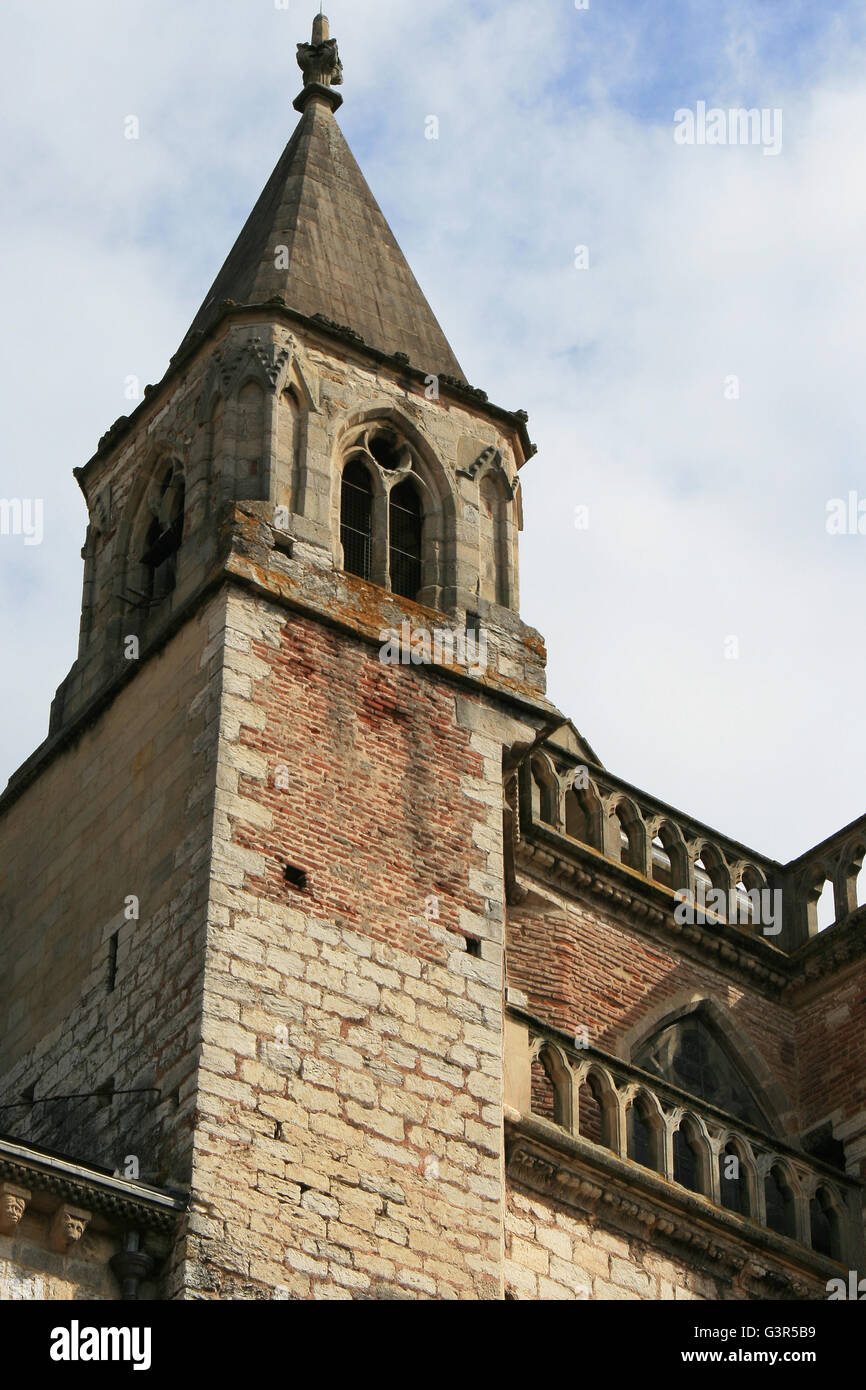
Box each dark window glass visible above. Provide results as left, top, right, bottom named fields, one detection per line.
left=673, top=1127, right=700, bottom=1192
left=719, top=1145, right=745, bottom=1214
left=765, top=1168, right=796, bottom=1239
left=340, top=458, right=373, bottom=581
left=368, top=431, right=405, bottom=471
left=389, top=479, right=422, bottom=600
left=627, top=1105, right=652, bottom=1169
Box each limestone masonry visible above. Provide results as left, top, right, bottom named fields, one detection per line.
left=1, top=16, right=863, bottom=1301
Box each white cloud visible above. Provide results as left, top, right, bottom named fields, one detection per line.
left=0, top=0, right=863, bottom=863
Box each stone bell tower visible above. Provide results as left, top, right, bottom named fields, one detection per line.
left=0, top=16, right=557, bottom=1298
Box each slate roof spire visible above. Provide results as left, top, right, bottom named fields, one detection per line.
left=179, top=14, right=465, bottom=379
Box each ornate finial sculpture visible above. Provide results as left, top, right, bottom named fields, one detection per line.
left=295, top=14, right=343, bottom=112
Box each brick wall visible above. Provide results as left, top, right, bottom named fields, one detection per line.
left=507, top=896, right=797, bottom=1125
left=794, top=959, right=866, bottom=1178
left=170, top=587, right=523, bottom=1299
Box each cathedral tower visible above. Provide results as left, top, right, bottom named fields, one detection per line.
left=2, top=17, right=863, bottom=1305
left=0, top=16, right=553, bottom=1298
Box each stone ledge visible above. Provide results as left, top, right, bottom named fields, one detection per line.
left=505, top=1113, right=845, bottom=1300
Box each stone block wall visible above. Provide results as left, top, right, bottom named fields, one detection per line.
left=0, top=596, right=223, bottom=1183
left=505, top=1188, right=729, bottom=1301
left=168, top=587, right=533, bottom=1299
left=0, top=1214, right=120, bottom=1301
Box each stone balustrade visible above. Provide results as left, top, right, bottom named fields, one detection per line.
left=505, top=1011, right=863, bottom=1268
left=783, top=812, right=866, bottom=944
left=518, top=752, right=866, bottom=951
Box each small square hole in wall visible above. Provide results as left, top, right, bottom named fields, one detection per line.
left=283, top=863, right=307, bottom=891
left=464, top=936, right=482, bottom=958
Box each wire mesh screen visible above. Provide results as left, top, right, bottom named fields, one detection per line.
left=341, top=462, right=372, bottom=580
left=389, top=481, right=422, bottom=600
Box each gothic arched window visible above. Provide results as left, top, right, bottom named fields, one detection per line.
left=633, top=1014, right=769, bottom=1130
left=338, top=423, right=436, bottom=603
left=340, top=457, right=373, bottom=581
left=141, top=464, right=185, bottom=602
left=389, top=478, right=423, bottom=601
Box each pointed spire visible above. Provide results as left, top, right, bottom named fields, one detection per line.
left=177, top=15, right=464, bottom=379
left=294, top=12, right=343, bottom=114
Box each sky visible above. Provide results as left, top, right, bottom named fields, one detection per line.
left=0, top=0, right=864, bottom=863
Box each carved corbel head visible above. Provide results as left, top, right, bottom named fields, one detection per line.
left=0, top=1184, right=31, bottom=1235
left=49, top=1203, right=92, bottom=1253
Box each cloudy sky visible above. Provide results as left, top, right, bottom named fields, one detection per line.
left=1, top=0, right=864, bottom=864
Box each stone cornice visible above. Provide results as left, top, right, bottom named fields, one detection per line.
left=505, top=1114, right=842, bottom=1299
left=0, top=1136, right=186, bottom=1233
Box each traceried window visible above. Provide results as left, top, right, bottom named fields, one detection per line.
left=633, top=1015, right=769, bottom=1129
left=338, top=425, right=427, bottom=602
